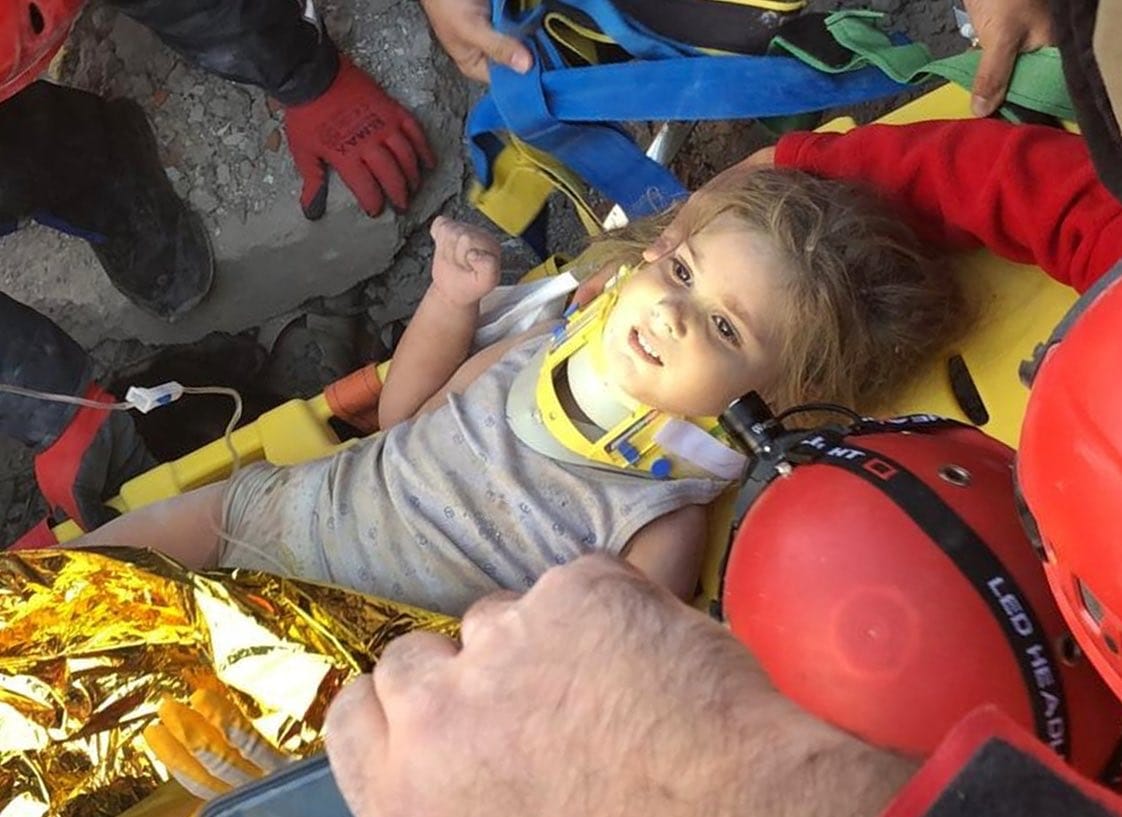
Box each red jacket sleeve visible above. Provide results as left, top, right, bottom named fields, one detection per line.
left=774, top=120, right=1122, bottom=293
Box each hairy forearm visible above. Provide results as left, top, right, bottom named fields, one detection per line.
left=576, top=594, right=917, bottom=817
left=378, top=286, right=478, bottom=428
left=718, top=696, right=917, bottom=817
left=644, top=615, right=916, bottom=817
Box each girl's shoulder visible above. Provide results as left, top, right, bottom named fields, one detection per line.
left=488, top=322, right=561, bottom=371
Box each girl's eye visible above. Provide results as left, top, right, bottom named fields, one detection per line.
left=712, top=315, right=739, bottom=343
left=671, top=258, right=692, bottom=285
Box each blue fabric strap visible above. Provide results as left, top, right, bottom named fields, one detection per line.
left=542, top=56, right=911, bottom=122
left=469, top=1, right=913, bottom=218
left=32, top=211, right=108, bottom=244
left=473, top=59, right=689, bottom=215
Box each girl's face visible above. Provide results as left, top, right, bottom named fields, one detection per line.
left=601, top=213, right=787, bottom=417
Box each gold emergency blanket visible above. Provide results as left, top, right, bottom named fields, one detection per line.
left=0, top=547, right=459, bottom=817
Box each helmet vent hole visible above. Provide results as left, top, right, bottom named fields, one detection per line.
left=938, top=464, right=971, bottom=487
left=1106, top=634, right=1119, bottom=655
left=1057, top=634, right=1082, bottom=666
left=28, top=3, right=45, bottom=34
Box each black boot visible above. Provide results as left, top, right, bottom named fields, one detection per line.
left=0, top=81, right=214, bottom=320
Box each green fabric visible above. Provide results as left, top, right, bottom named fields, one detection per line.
left=926, top=48, right=1074, bottom=120
left=824, top=11, right=934, bottom=81
left=772, top=10, right=1075, bottom=123
left=768, top=32, right=861, bottom=73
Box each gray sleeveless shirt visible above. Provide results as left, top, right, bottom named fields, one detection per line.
left=220, top=332, right=726, bottom=616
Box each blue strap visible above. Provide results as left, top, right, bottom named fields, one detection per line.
left=470, top=1, right=913, bottom=218
left=541, top=57, right=910, bottom=122
left=31, top=211, right=107, bottom=244
left=473, top=58, right=689, bottom=215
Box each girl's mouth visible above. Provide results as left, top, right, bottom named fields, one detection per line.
left=629, top=328, right=663, bottom=365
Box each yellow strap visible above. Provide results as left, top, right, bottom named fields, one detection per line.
left=470, top=147, right=557, bottom=236
left=509, top=137, right=603, bottom=233
left=471, top=138, right=603, bottom=239
left=708, top=0, right=807, bottom=13
left=518, top=256, right=565, bottom=286
left=544, top=12, right=615, bottom=65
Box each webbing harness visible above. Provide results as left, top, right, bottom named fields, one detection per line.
left=468, top=2, right=1075, bottom=247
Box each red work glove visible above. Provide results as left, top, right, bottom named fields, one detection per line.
left=283, top=56, right=437, bottom=219
left=33, top=383, right=154, bottom=531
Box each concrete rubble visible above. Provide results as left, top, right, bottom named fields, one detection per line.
left=2, top=0, right=469, bottom=349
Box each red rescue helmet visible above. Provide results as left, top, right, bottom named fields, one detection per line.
left=717, top=402, right=1122, bottom=782
left=0, top=0, right=84, bottom=104
left=1018, top=269, right=1122, bottom=703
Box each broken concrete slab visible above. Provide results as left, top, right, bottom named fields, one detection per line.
left=0, top=152, right=461, bottom=348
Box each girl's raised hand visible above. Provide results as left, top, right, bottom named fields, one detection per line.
left=429, top=216, right=502, bottom=307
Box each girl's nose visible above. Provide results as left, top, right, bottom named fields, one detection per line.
left=652, top=297, right=688, bottom=339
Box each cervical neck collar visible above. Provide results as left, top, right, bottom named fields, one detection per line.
left=505, top=266, right=748, bottom=481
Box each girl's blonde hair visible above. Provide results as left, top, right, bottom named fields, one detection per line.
left=577, top=168, right=971, bottom=416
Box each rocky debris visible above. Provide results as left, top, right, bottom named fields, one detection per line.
left=864, top=0, right=963, bottom=55
left=61, top=6, right=294, bottom=218
left=1, top=0, right=470, bottom=350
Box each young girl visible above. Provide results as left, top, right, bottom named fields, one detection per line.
left=76, top=169, right=966, bottom=616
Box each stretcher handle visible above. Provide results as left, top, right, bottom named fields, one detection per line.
left=324, top=362, right=387, bottom=434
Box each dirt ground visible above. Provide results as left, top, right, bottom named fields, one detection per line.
left=0, top=0, right=966, bottom=544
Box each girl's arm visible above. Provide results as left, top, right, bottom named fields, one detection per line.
left=622, top=504, right=708, bottom=601
left=378, top=217, right=503, bottom=429
left=775, top=119, right=1122, bottom=293
left=68, top=482, right=227, bottom=570
left=410, top=321, right=555, bottom=419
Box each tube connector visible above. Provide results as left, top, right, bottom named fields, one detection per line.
left=125, top=381, right=185, bottom=414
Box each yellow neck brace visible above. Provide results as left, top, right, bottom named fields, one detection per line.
left=506, top=266, right=748, bottom=481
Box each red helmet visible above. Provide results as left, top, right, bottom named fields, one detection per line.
left=0, top=0, right=84, bottom=104
left=1018, top=269, right=1122, bottom=703
left=718, top=406, right=1122, bottom=783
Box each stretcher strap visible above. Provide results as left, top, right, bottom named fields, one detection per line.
left=537, top=0, right=699, bottom=61
left=469, top=134, right=602, bottom=239
left=470, top=8, right=911, bottom=219
left=469, top=6, right=915, bottom=236
left=470, top=4, right=1073, bottom=242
